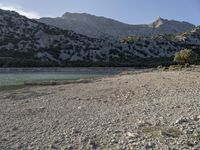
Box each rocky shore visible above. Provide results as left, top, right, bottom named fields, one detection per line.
left=1, top=70, right=200, bottom=149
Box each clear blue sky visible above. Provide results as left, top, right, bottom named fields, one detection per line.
left=0, top=0, right=199, bottom=25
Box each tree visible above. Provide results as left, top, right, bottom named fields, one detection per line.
left=174, top=49, right=198, bottom=64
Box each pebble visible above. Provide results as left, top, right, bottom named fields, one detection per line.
left=1, top=138, right=8, bottom=141
left=175, top=118, right=189, bottom=124
left=111, top=139, right=118, bottom=144
left=39, top=107, right=46, bottom=110
left=50, top=144, right=58, bottom=150
left=71, top=127, right=79, bottom=134
left=120, top=144, right=126, bottom=150
left=12, top=126, right=18, bottom=131
left=145, top=142, right=156, bottom=149
left=185, top=128, right=194, bottom=134
left=126, top=132, right=135, bottom=138
left=138, top=120, right=152, bottom=127
left=88, top=139, right=97, bottom=149
left=193, top=115, right=200, bottom=121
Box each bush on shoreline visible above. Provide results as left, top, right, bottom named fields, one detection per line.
left=174, top=49, right=198, bottom=65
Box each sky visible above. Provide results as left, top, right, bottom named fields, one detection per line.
left=0, top=0, right=199, bottom=25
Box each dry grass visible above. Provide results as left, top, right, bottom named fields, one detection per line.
left=157, top=65, right=200, bottom=72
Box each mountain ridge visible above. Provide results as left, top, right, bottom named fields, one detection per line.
left=0, top=9, right=199, bottom=67
left=38, top=12, right=195, bottom=39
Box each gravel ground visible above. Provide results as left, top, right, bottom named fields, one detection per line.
left=1, top=70, right=200, bottom=150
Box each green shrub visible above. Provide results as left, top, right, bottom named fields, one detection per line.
left=174, top=49, right=198, bottom=64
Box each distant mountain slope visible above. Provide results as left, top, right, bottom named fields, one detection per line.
left=38, top=13, right=195, bottom=39
left=0, top=9, right=199, bottom=67
left=122, top=25, right=200, bottom=59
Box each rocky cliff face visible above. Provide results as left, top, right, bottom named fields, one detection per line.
left=0, top=9, right=199, bottom=67
left=38, top=13, right=195, bottom=39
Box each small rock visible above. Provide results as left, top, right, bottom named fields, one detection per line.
left=127, top=132, right=135, bottom=137
left=131, top=142, right=140, bottom=146
left=119, top=140, right=125, bottom=144
left=172, top=105, right=181, bottom=109
left=67, top=144, right=73, bottom=149
left=175, top=117, right=189, bottom=124
left=39, top=107, right=46, bottom=110
left=88, top=139, right=97, bottom=149
left=126, top=132, right=139, bottom=139
left=193, top=115, right=200, bottom=121
left=167, top=113, right=172, bottom=117
left=160, top=128, right=182, bottom=138
left=114, top=130, right=121, bottom=133
left=71, top=127, right=79, bottom=134
left=120, top=144, right=126, bottom=150
left=185, top=128, right=194, bottom=134
left=111, top=139, right=118, bottom=144
left=187, top=108, right=192, bottom=113
left=145, top=142, right=156, bottom=149
left=50, top=144, right=58, bottom=150
left=12, top=126, right=18, bottom=131
left=1, top=138, right=8, bottom=141
left=24, top=100, right=29, bottom=103
left=193, top=144, right=200, bottom=150
left=138, top=120, right=152, bottom=127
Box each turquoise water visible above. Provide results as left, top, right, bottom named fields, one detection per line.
left=0, top=72, right=107, bottom=86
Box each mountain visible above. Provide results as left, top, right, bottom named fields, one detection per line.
left=149, top=16, right=195, bottom=33
left=0, top=9, right=143, bottom=67
left=123, top=25, right=200, bottom=55
left=0, top=9, right=118, bottom=66
left=0, top=9, right=199, bottom=67
left=38, top=13, right=195, bottom=39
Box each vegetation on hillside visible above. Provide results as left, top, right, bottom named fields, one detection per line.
left=174, top=49, right=198, bottom=64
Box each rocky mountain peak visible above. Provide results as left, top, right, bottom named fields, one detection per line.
left=61, top=12, right=97, bottom=21
left=150, top=16, right=166, bottom=28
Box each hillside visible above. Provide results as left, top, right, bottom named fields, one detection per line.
left=122, top=26, right=200, bottom=58
left=0, top=9, right=199, bottom=67
left=0, top=9, right=127, bottom=67
left=38, top=13, right=195, bottom=39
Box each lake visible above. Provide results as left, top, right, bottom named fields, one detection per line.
left=0, top=67, right=136, bottom=87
